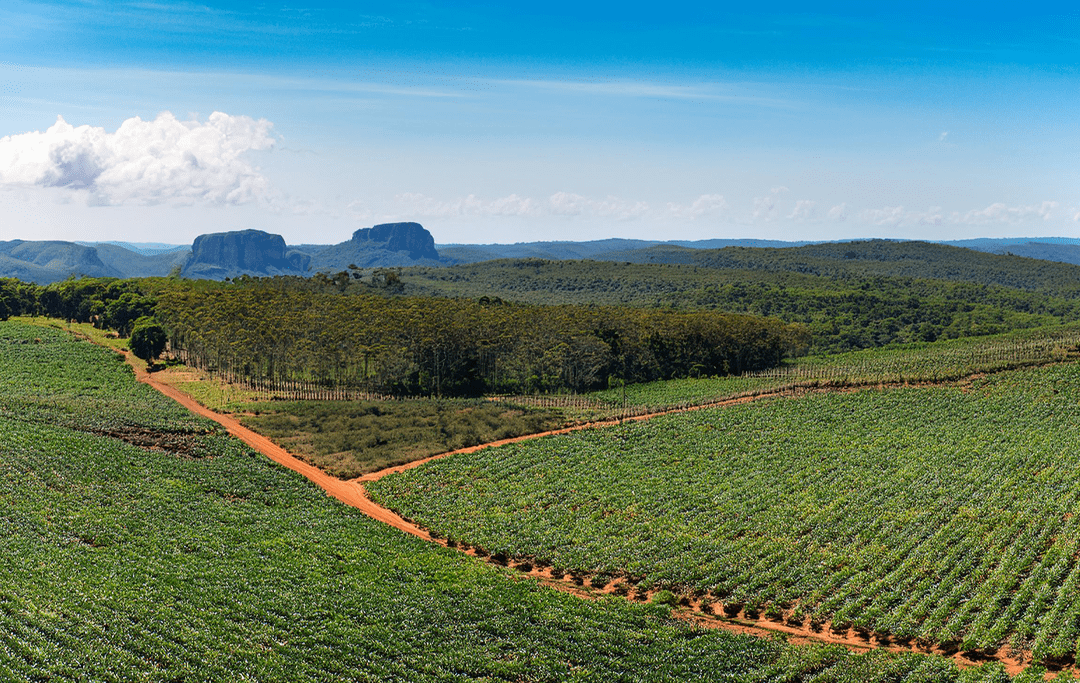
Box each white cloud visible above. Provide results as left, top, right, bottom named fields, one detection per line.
left=385, top=191, right=650, bottom=222
left=548, top=192, right=588, bottom=216
left=856, top=201, right=1060, bottom=228
left=666, top=194, right=728, bottom=219
left=0, top=112, right=274, bottom=205
left=549, top=192, right=649, bottom=220
left=957, top=201, right=1058, bottom=224
left=913, top=206, right=945, bottom=226
left=751, top=186, right=788, bottom=222
left=939, top=131, right=949, bottom=142
left=786, top=199, right=817, bottom=221
left=827, top=203, right=848, bottom=222
left=861, top=206, right=906, bottom=227
left=396, top=192, right=540, bottom=217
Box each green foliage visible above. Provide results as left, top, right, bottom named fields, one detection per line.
left=397, top=251, right=1080, bottom=354
left=129, top=315, right=167, bottom=363
left=0, top=277, right=41, bottom=319
left=0, top=320, right=1003, bottom=681
left=370, top=361, right=1080, bottom=663
left=0, top=322, right=209, bottom=433
left=240, top=398, right=568, bottom=478
left=585, top=324, right=1080, bottom=413
left=152, top=278, right=802, bottom=397
left=652, top=590, right=678, bottom=607
left=103, top=290, right=155, bottom=336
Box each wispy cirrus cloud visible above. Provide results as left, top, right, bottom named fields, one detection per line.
left=498, top=79, right=800, bottom=108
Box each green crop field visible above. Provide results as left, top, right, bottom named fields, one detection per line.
left=581, top=324, right=1080, bottom=416
left=369, top=360, right=1080, bottom=666
left=0, top=323, right=208, bottom=434
left=1, top=319, right=1028, bottom=681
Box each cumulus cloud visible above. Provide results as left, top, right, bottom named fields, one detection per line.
left=751, top=186, right=788, bottom=222
left=913, top=207, right=945, bottom=226
left=861, top=206, right=907, bottom=227
left=857, top=201, right=1060, bottom=228
left=827, top=203, right=848, bottom=222
left=396, top=192, right=540, bottom=217
left=0, top=112, right=274, bottom=205
left=388, top=191, right=650, bottom=221
left=786, top=199, right=817, bottom=221
left=548, top=192, right=649, bottom=220
left=666, top=194, right=728, bottom=219
left=958, top=201, right=1058, bottom=224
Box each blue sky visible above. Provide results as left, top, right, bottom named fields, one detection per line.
left=0, top=1, right=1078, bottom=245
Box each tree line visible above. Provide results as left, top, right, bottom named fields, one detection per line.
left=0, top=276, right=154, bottom=334
left=0, top=274, right=805, bottom=396
left=153, top=278, right=807, bottom=396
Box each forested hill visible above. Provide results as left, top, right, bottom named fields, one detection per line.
left=438, top=237, right=811, bottom=263
left=397, top=243, right=1080, bottom=353
left=618, top=240, right=1080, bottom=298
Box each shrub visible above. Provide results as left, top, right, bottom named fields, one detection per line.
left=129, top=316, right=166, bottom=365
left=652, top=590, right=678, bottom=607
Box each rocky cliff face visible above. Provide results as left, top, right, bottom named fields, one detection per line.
left=183, top=229, right=310, bottom=279
left=309, top=222, right=443, bottom=271
left=350, top=222, right=440, bottom=261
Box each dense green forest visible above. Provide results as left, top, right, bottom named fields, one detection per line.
left=397, top=242, right=1080, bottom=353
left=154, top=280, right=802, bottom=396
left=0, top=275, right=802, bottom=396
left=605, top=239, right=1080, bottom=294
left=0, top=276, right=154, bottom=334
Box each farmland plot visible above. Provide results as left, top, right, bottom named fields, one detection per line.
left=370, top=362, right=1080, bottom=663
left=0, top=320, right=1012, bottom=681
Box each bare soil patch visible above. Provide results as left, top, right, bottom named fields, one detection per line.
left=90, top=426, right=213, bottom=457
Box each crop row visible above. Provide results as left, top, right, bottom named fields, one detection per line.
left=369, top=361, right=1080, bottom=663
left=582, top=324, right=1080, bottom=415
left=0, top=322, right=211, bottom=434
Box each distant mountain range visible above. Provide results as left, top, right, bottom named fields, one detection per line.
left=0, top=222, right=446, bottom=283
left=6, top=227, right=1080, bottom=284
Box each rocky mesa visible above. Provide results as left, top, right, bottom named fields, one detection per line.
left=182, top=229, right=312, bottom=280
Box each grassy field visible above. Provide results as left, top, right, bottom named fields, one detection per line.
left=131, top=322, right=1080, bottom=480
left=238, top=398, right=569, bottom=478
left=369, top=360, right=1080, bottom=666
left=0, top=319, right=1025, bottom=681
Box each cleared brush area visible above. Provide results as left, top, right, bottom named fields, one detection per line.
left=238, top=398, right=568, bottom=478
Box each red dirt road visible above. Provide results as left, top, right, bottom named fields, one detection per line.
left=126, top=355, right=435, bottom=540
